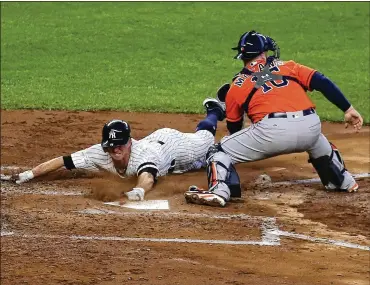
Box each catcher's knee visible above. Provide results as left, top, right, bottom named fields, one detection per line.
left=309, top=142, right=346, bottom=188
left=206, top=143, right=223, bottom=161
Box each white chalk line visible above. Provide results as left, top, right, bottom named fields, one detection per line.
left=273, top=173, right=369, bottom=186
left=1, top=172, right=370, bottom=196
left=2, top=171, right=368, bottom=196
left=1, top=164, right=368, bottom=192
left=76, top=208, right=264, bottom=222
left=0, top=188, right=84, bottom=196
left=272, top=230, right=370, bottom=251
left=0, top=218, right=279, bottom=246
left=25, top=190, right=83, bottom=196
left=0, top=233, right=272, bottom=246
left=1, top=166, right=22, bottom=170
left=1, top=212, right=368, bottom=250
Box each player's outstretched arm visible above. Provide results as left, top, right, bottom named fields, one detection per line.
left=10, top=157, right=65, bottom=184
left=308, top=72, right=364, bottom=132
left=344, top=106, right=363, bottom=132
left=125, top=172, right=155, bottom=201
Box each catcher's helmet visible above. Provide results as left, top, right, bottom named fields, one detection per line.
left=101, top=119, right=131, bottom=148
left=232, top=30, right=280, bottom=61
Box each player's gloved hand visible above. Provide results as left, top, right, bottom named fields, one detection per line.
left=125, top=187, right=145, bottom=201
left=344, top=106, right=363, bottom=132
left=11, top=170, right=34, bottom=184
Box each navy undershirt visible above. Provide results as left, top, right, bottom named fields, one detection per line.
left=309, top=71, right=351, bottom=112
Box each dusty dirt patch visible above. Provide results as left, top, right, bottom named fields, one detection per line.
left=1, top=110, right=369, bottom=285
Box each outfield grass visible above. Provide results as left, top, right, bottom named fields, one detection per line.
left=1, top=2, right=369, bottom=122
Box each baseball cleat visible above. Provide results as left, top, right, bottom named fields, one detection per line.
left=185, top=186, right=226, bottom=207
left=202, top=98, right=226, bottom=121
left=325, top=181, right=359, bottom=192
left=346, top=182, right=359, bottom=193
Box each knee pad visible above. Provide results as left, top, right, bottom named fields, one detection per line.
left=309, top=142, right=346, bottom=188
left=206, top=151, right=241, bottom=198
left=206, top=143, right=223, bottom=161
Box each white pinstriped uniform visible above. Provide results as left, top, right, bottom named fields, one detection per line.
left=71, top=129, right=214, bottom=178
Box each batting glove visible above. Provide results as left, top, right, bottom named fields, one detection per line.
left=13, top=170, right=34, bottom=184
left=125, top=187, right=145, bottom=201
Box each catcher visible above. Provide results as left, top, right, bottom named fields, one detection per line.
left=184, top=30, right=364, bottom=207
left=3, top=98, right=226, bottom=201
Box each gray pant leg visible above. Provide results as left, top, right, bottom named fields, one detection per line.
left=220, top=113, right=322, bottom=164
left=306, top=133, right=332, bottom=159
left=211, top=111, right=356, bottom=191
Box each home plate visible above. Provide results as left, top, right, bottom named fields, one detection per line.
left=104, top=200, right=169, bottom=210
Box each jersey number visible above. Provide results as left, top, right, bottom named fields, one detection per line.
left=251, top=66, right=289, bottom=94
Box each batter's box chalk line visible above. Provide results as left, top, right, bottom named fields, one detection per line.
left=104, top=200, right=169, bottom=210
left=2, top=212, right=369, bottom=251
left=1, top=164, right=368, bottom=193
left=272, top=173, right=369, bottom=186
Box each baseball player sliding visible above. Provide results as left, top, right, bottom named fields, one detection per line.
left=4, top=99, right=226, bottom=202
left=184, top=30, right=364, bottom=207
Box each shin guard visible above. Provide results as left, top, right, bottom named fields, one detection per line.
left=309, top=142, right=346, bottom=188
left=206, top=151, right=241, bottom=200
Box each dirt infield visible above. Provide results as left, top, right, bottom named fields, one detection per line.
left=1, top=110, right=369, bottom=285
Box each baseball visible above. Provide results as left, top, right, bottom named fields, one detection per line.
left=255, top=174, right=272, bottom=185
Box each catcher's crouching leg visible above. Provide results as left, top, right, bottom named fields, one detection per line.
left=309, top=142, right=358, bottom=192
left=185, top=144, right=241, bottom=207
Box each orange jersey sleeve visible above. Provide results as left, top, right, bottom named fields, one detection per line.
left=225, top=87, right=244, bottom=122
left=286, top=61, right=317, bottom=91
left=225, top=74, right=252, bottom=122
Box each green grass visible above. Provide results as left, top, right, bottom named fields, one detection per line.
left=1, top=2, right=369, bottom=122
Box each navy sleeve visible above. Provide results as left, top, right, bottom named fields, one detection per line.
left=309, top=72, right=351, bottom=112
left=227, top=119, right=243, bottom=135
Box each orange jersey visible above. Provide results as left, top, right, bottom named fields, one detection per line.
left=226, top=57, right=316, bottom=123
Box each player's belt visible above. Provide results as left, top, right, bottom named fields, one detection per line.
left=268, top=108, right=315, bottom=119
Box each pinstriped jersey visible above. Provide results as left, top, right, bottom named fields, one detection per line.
left=70, top=128, right=214, bottom=178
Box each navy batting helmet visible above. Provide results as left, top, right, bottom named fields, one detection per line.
left=232, top=30, right=280, bottom=61
left=101, top=119, right=131, bottom=148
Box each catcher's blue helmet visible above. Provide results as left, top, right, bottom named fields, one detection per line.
left=101, top=119, right=131, bottom=149
left=232, top=30, right=280, bottom=61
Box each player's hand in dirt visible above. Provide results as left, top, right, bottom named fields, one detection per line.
left=125, top=187, right=145, bottom=201
left=344, top=106, right=363, bottom=132
left=9, top=170, right=34, bottom=184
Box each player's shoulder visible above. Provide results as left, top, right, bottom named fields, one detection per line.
left=84, top=143, right=105, bottom=153
left=273, top=60, right=303, bottom=74
left=276, top=59, right=299, bottom=68
left=230, top=71, right=251, bottom=90
left=132, top=139, right=158, bottom=154
left=83, top=144, right=111, bottom=160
